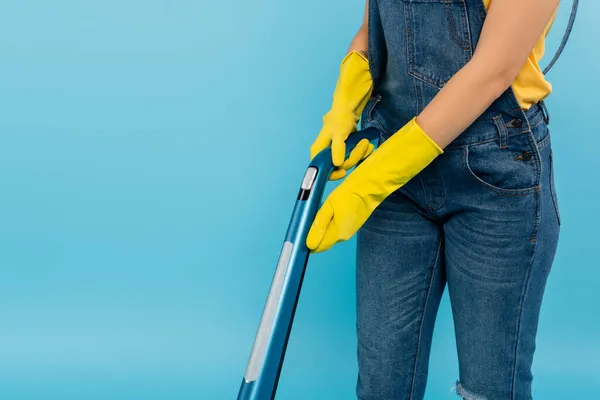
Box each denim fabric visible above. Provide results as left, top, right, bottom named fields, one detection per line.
left=356, top=1, right=561, bottom=399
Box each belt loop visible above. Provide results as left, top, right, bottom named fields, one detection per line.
left=493, top=115, right=508, bottom=149
left=539, top=100, right=550, bottom=125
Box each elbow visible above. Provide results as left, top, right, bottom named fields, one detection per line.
left=470, top=53, right=522, bottom=100
left=488, top=70, right=516, bottom=100
left=496, top=65, right=521, bottom=93
left=484, top=64, right=521, bottom=102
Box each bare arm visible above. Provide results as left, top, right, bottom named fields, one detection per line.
left=348, top=0, right=369, bottom=57
left=417, top=0, right=560, bottom=148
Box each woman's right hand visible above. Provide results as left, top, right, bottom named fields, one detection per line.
left=310, top=50, right=374, bottom=180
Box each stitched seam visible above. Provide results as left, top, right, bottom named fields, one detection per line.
left=367, top=0, right=377, bottom=87
left=549, top=150, right=561, bottom=225
left=421, top=171, right=445, bottom=212
left=373, top=113, right=394, bottom=137
left=522, top=111, right=543, bottom=190
left=448, top=101, right=544, bottom=147
left=409, top=237, right=442, bottom=400
left=446, top=127, right=544, bottom=149
left=493, top=115, right=508, bottom=149
left=505, top=118, right=542, bottom=131
left=443, top=1, right=470, bottom=50
left=367, top=95, right=381, bottom=122
left=405, top=1, right=472, bottom=89
left=447, top=136, right=502, bottom=149
left=404, top=0, right=445, bottom=89
left=414, top=75, right=422, bottom=114
left=477, top=0, right=488, bottom=19
left=405, top=2, right=415, bottom=82
left=418, top=76, right=425, bottom=111
left=540, top=100, right=550, bottom=124
left=529, top=116, right=544, bottom=130
left=470, top=107, right=542, bottom=127
left=444, top=125, right=549, bottom=151
left=463, top=146, right=540, bottom=197
left=408, top=69, right=447, bottom=89
left=420, top=175, right=432, bottom=212
left=510, top=190, right=541, bottom=398
left=536, top=130, right=551, bottom=151
left=460, top=0, right=474, bottom=59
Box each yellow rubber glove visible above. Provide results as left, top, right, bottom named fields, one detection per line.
left=310, top=51, right=374, bottom=180
left=307, top=118, right=443, bottom=253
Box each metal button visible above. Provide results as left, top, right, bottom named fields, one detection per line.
left=521, top=152, right=532, bottom=161
left=512, top=119, right=523, bottom=128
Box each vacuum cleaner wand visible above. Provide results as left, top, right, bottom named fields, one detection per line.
left=237, top=127, right=380, bottom=400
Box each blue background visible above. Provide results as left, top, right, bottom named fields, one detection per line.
left=0, top=1, right=597, bottom=399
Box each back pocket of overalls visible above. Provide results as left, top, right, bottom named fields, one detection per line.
left=403, top=0, right=472, bottom=89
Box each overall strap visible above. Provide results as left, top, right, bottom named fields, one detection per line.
left=543, top=0, right=579, bottom=74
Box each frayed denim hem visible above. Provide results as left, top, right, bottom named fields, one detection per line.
left=454, top=381, right=488, bottom=400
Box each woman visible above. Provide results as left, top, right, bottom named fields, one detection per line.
left=306, top=0, right=576, bottom=399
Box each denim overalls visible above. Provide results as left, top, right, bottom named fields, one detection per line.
left=356, top=1, right=574, bottom=399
